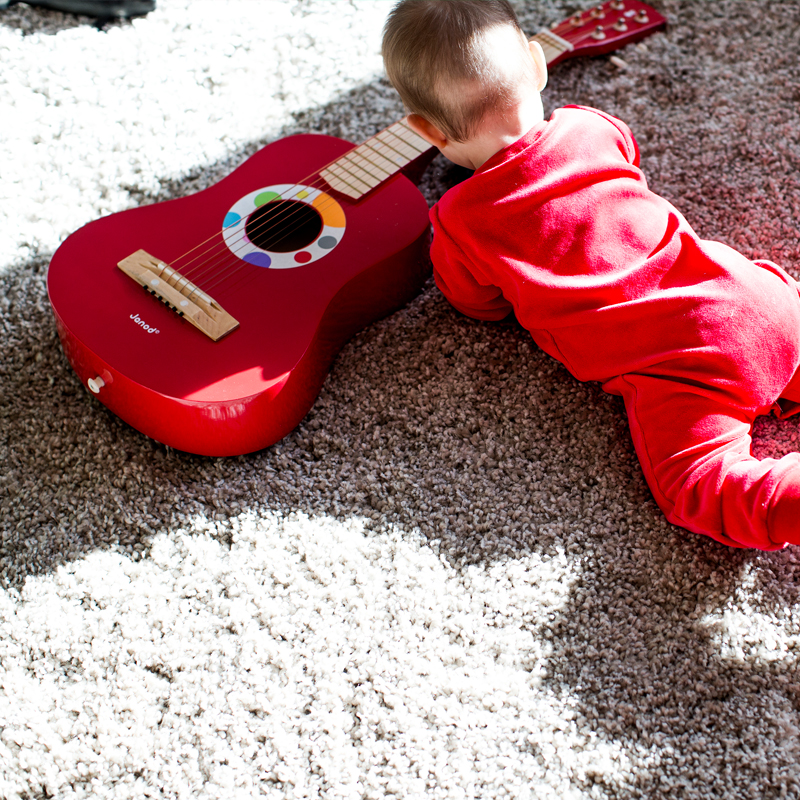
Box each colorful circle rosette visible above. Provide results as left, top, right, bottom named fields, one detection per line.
left=222, top=183, right=346, bottom=269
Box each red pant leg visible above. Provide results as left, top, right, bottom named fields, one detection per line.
left=617, top=373, right=800, bottom=549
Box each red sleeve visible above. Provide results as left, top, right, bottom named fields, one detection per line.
left=429, top=205, right=513, bottom=321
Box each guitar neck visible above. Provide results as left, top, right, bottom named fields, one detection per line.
left=531, top=28, right=573, bottom=65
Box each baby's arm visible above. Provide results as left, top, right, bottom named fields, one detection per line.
left=430, top=206, right=513, bottom=321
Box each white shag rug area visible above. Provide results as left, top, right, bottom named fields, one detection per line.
left=2, top=1, right=800, bottom=798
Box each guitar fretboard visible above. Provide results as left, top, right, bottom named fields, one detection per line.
left=320, top=120, right=430, bottom=200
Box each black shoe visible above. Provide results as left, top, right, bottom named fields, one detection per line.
left=0, top=0, right=155, bottom=17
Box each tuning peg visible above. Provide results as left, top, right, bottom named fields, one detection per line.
left=635, top=9, right=650, bottom=23
left=590, top=5, right=606, bottom=19
left=591, top=24, right=607, bottom=39
left=609, top=0, right=624, bottom=8
left=613, top=17, right=628, bottom=31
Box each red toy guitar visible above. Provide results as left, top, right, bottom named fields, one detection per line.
left=47, top=1, right=665, bottom=456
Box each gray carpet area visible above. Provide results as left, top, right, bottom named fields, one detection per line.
left=2, top=1, right=800, bottom=797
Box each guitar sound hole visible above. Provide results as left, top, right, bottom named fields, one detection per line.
left=245, top=200, right=323, bottom=253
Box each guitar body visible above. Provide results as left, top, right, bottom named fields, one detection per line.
left=47, top=134, right=431, bottom=456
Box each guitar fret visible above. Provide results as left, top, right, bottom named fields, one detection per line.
left=336, top=156, right=381, bottom=190
left=324, top=163, right=372, bottom=195
left=377, top=127, right=418, bottom=154
left=358, top=142, right=404, bottom=175
left=349, top=145, right=396, bottom=179
left=320, top=176, right=358, bottom=198
left=368, top=137, right=409, bottom=167
left=538, top=42, right=562, bottom=64
left=532, top=29, right=573, bottom=65
left=391, top=121, right=429, bottom=153
left=379, top=129, right=422, bottom=159
left=320, top=167, right=363, bottom=199
left=340, top=152, right=389, bottom=186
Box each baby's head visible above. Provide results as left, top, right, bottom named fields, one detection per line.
left=382, top=0, right=547, bottom=168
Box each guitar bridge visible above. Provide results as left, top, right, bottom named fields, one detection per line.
left=117, top=249, right=239, bottom=342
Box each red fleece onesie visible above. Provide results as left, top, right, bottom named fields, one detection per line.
left=430, top=105, right=800, bottom=549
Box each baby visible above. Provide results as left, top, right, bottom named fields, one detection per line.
left=382, top=0, right=800, bottom=550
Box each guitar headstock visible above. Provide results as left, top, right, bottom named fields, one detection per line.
left=540, top=1, right=667, bottom=66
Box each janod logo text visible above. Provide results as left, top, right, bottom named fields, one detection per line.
left=130, top=313, right=160, bottom=334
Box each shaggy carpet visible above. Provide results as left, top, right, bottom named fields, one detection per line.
left=2, top=1, right=800, bottom=798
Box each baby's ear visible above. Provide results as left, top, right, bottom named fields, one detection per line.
left=406, top=114, right=449, bottom=149
left=528, top=40, right=548, bottom=91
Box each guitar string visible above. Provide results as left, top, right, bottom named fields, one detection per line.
left=200, top=148, right=409, bottom=297
left=166, top=154, right=371, bottom=286
left=199, top=140, right=412, bottom=296
left=202, top=180, right=348, bottom=294
left=184, top=138, right=413, bottom=298
left=201, top=130, right=413, bottom=290
left=169, top=123, right=420, bottom=290
left=138, top=121, right=417, bottom=307
left=202, top=129, right=420, bottom=294
left=168, top=126, right=424, bottom=299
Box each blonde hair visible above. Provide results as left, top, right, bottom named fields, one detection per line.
left=382, top=0, right=535, bottom=142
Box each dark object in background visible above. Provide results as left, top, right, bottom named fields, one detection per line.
left=0, top=0, right=155, bottom=17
